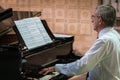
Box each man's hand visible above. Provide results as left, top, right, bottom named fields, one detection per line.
left=68, top=73, right=87, bottom=80
left=39, top=66, right=55, bottom=75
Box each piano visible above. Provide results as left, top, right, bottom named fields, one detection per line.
left=0, top=8, right=81, bottom=80
left=0, top=7, right=22, bottom=80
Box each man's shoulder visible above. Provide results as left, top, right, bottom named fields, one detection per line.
left=100, top=30, right=119, bottom=44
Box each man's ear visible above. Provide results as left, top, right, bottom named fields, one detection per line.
left=98, top=17, right=103, bottom=25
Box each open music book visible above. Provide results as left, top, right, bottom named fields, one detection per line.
left=14, top=17, right=53, bottom=50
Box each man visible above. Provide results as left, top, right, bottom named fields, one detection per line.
left=39, top=4, right=120, bottom=80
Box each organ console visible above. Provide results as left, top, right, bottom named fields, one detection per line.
left=0, top=7, right=82, bottom=80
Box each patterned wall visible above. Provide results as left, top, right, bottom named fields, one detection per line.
left=0, top=0, right=98, bottom=55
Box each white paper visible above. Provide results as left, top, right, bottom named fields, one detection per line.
left=14, top=17, right=53, bottom=50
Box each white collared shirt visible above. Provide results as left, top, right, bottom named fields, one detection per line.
left=55, top=27, right=120, bottom=80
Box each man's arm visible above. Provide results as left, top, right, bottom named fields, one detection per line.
left=55, top=39, right=107, bottom=76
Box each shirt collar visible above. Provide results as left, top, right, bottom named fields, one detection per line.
left=98, top=27, right=113, bottom=38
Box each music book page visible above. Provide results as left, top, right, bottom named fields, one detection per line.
left=14, top=17, right=53, bottom=50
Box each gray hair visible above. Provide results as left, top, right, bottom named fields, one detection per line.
left=96, top=4, right=116, bottom=27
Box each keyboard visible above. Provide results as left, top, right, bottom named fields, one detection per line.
left=39, top=72, right=59, bottom=80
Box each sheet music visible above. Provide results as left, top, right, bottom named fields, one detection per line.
left=14, top=17, right=53, bottom=50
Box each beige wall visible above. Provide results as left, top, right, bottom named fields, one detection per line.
left=0, top=0, right=98, bottom=55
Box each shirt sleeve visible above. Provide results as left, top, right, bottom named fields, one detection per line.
left=55, top=39, right=108, bottom=76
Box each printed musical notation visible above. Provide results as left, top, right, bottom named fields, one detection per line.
left=14, top=17, right=53, bottom=50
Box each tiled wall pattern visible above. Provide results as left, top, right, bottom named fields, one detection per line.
left=0, top=0, right=98, bottom=55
